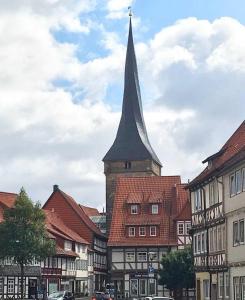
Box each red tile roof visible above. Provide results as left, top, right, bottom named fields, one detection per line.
left=108, top=176, right=189, bottom=247
left=188, top=120, right=245, bottom=188
left=0, top=192, right=17, bottom=209
left=79, top=204, right=101, bottom=217
left=44, top=210, right=89, bottom=245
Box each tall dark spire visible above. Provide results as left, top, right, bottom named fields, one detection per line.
left=103, top=18, right=161, bottom=167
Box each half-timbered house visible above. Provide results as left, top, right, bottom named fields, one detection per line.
left=188, top=120, right=245, bottom=300
left=108, top=176, right=191, bottom=299
left=43, top=185, right=107, bottom=294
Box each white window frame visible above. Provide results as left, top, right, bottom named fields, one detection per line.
left=240, top=219, right=244, bottom=244
left=236, top=170, right=242, bottom=194
left=64, top=240, right=72, bottom=251
left=130, top=279, right=138, bottom=296
left=209, top=182, right=215, bottom=206
left=195, top=189, right=202, bottom=211
left=131, top=205, right=138, bottom=214
left=201, top=232, right=205, bottom=253
left=126, top=252, right=135, bottom=262
left=129, top=227, right=135, bottom=237
left=137, top=252, right=147, bottom=262
left=218, top=273, right=224, bottom=299
left=139, top=279, right=147, bottom=296
left=177, top=222, right=184, bottom=235
left=242, top=168, right=245, bottom=192
left=150, top=226, right=157, bottom=236
left=233, top=221, right=239, bottom=246
left=197, top=233, right=201, bottom=253
left=203, top=279, right=210, bottom=300
left=8, top=279, right=14, bottom=294
left=151, top=204, right=159, bottom=214
left=139, top=227, right=146, bottom=237
left=230, top=173, right=236, bottom=197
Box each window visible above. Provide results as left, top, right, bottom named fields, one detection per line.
left=148, top=279, right=156, bottom=296
left=230, top=173, right=236, bottom=196
left=193, top=235, right=197, bottom=254
left=217, top=226, right=222, bottom=251
left=126, top=252, right=135, bottom=262
left=18, top=278, right=25, bottom=295
left=151, top=204, right=158, bottom=214
left=203, top=280, right=210, bottom=299
left=233, top=220, right=244, bottom=246
left=125, top=161, right=131, bottom=169
left=219, top=274, right=224, bottom=298
left=236, top=170, right=242, bottom=194
left=186, top=222, right=191, bottom=235
left=64, top=240, right=72, bottom=251
left=225, top=273, right=229, bottom=298
left=240, top=220, right=244, bottom=244
left=201, top=232, right=205, bottom=253
left=197, top=234, right=201, bottom=253
left=131, top=205, right=138, bottom=214
left=243, top=168, right=245, bottom=192
left=0, top=278, right=3, bottom=295
left=137, top=252, right=147, bottom=262
left=213, top=227, right=217, bottom=252
left=178, top=223, right=184, bottom=235
left=130, top=279, right=138, bottom=296
left=241, top=277, right=245, bottom=300
left=150, top=226, right=157, bottom=236
left=139, top=279, right=147, bottom=296
left=209, top=228, right=213, bottom=252
left=129, top=227, right=135, bottom=237
left=234, top=277, right=240, bottom=300
left=8, top=279, right=14, bottom=294
left=139, top=227, right=146, bottom=236
left=209, top=182, right=215, bottom=206
left=194, top=189, right=202, bottom=211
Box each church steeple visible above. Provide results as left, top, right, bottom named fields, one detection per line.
left=103, top=17, right=161, bottom=234
left=103, top=18, right=161, bottom=167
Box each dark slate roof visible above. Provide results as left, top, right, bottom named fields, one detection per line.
left=103, top=18, right=162, bottom=167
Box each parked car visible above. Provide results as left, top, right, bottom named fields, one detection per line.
left=48, top=291, right=75, bottom=300
left=145, top=297, right=174, bottom=300
left=91, top=292, right=113, bottom=300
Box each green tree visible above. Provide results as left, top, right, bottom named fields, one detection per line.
left=0, top=188, right=55, bottom=299
left=159, top=247, right=195, bottom=300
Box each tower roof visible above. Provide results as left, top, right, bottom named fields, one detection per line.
left=103, top=18, right=162, bottom=166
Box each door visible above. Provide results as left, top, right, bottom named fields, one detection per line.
left=196, top=280, right=201, bottom=300
left=28, top=279, right=37, bottom=299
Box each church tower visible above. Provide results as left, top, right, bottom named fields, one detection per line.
left=103, top=18, right=162, bottom=232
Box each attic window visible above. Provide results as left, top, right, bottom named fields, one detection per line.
left=208, top=160, right=213, bottom=169
left=125, top=161, right=131, bottom=169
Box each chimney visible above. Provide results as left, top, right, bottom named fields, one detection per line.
left=53, top=185, right=59, bottom=192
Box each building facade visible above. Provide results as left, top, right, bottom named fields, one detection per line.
left=188, top=120, right=245, bottom=300
left=43, top=185, right=107, bottom=294
left=108, top=176, right=191, bottom=299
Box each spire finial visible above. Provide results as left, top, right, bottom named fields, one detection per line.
left=128, top=6, right=132, bottom=17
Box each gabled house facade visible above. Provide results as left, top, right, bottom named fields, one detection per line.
left=44, top=210, right=90, bottom=296
left=43, top=185, right=107, bottom=294
left=188, top=120, right=245, bottom=300
left=108, top=176, right=191, bottom=299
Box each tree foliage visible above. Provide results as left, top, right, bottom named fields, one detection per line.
left=159, top=247, right=195, bottom=299
left=0, top=188, right=55, bottom=298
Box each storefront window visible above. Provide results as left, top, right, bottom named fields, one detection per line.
left=148, top=279, right=156, bottom=296
left=139, top=279, right=147, bottom=296
left=234, top=277, right=240, bottom=300
left=130, top=279, right=138, bottom=296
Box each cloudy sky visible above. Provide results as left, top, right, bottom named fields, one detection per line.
left=1, top=0, right=245, bottom=209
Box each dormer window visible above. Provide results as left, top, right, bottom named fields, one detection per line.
left=64, top=240, right=72, bottom=251
left=129, top=227, right=135, bottom=237
left=151, top=204, right=159, bottom=214
left=125, top=161, right=131, bottom=169
left=131, top=204, right=138, bottom=214
left=150, top=226, right=157, bottom=236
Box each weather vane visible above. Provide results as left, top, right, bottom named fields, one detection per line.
left=128, top=6, right=132, bottom=17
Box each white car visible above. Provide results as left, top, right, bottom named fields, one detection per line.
left=145, top=297, right=174, bottom=300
